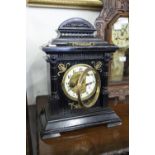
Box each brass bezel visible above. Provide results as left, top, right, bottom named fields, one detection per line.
left=77, top=67, right=101, bottom=108
left=61, top=64, right=100, bottom=103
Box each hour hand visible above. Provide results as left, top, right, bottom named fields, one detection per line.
left=69, top=81, right=77, bottom=88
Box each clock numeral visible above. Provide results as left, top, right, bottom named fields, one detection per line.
left=68, top=75, right=71, bottom=79
left=79, top=68, right=83, bottom=71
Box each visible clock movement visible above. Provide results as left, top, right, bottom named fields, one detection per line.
left=39, top=18, right=122, bottom=139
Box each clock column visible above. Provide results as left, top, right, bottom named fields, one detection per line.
left=101, top=53, right=111, bottom=106
left=48, top=55, right=60, bottom=112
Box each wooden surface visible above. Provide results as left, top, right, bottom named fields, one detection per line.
left=27, top=97, right=32, bottom=155
left=34, top=96, right=129, bottom=155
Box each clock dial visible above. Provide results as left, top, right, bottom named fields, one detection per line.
left=61, top=64, right=98, bottom=102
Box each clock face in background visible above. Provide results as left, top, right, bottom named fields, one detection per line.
left=110, top=17, right=129, bottom=82
left=112, top=17, right=129, bottom=48
left=61, top=64, right=98, bottom=102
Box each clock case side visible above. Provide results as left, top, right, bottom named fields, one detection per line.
left=39, top=18, right=122, bottom=139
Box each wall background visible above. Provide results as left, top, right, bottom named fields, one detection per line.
left=26, top=7, right=99, bottom=105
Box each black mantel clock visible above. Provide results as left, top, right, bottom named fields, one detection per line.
left=39, top=18, right=122, bottom=139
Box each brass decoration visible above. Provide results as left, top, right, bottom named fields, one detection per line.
left=70, top=42, right=95, bottom=46
left=27, top=0, right=102, bottom=10
left=69, top=71, right=87, bottom=94
left=57, top=63, right=70, bottom=76
left=68, top=102, right=81, bottom=109
left=77, top=67, right=101, bottom=108
left=91, top=61, right=102, bottom=72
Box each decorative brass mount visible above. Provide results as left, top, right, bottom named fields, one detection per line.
left=57, top=63, right=70, bottom=76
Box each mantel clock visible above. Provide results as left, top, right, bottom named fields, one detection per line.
left=39, top=18, right=121, bottom=139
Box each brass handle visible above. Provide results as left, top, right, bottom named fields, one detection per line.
left=77, top=67, right=101, bottom=108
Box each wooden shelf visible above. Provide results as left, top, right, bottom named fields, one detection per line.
left=28, top=96, right=129, bottom=155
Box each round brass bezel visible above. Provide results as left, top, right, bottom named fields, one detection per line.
left=77, top=67, right=101, bottom=108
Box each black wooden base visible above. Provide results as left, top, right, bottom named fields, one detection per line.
left=39, top=106, right=122, bottom=139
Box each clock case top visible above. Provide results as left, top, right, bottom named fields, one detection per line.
left=40, top=18, right=121, bottom=139
left=42, top=18, right=118, bottom=54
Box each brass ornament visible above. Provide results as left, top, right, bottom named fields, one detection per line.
left=57, top=63, right=70, bottom=76
left=91, top=61, right=102, bottom=72
left=77, top=67, right=101, bottom=108
left=70, top=42, right=95, bottom=46
left=68, top=102, right=82, bottom=109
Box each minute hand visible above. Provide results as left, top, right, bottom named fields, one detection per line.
left=85, top=81, right=95, bottom=86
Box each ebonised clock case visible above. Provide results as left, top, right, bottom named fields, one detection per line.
left=39, top=18, right=122, bottom=139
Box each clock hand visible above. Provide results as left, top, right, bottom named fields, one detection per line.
left=86, top=81, right=95, bottom=86
left=70, top=80, right=78, bottom=88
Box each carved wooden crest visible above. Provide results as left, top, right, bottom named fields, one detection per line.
left=95, top=0, right=129, bottom=40
left=95, top=0, right=129, bottom=102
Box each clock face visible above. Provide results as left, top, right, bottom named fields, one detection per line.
left=61, top=64, right=98, bottom=102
